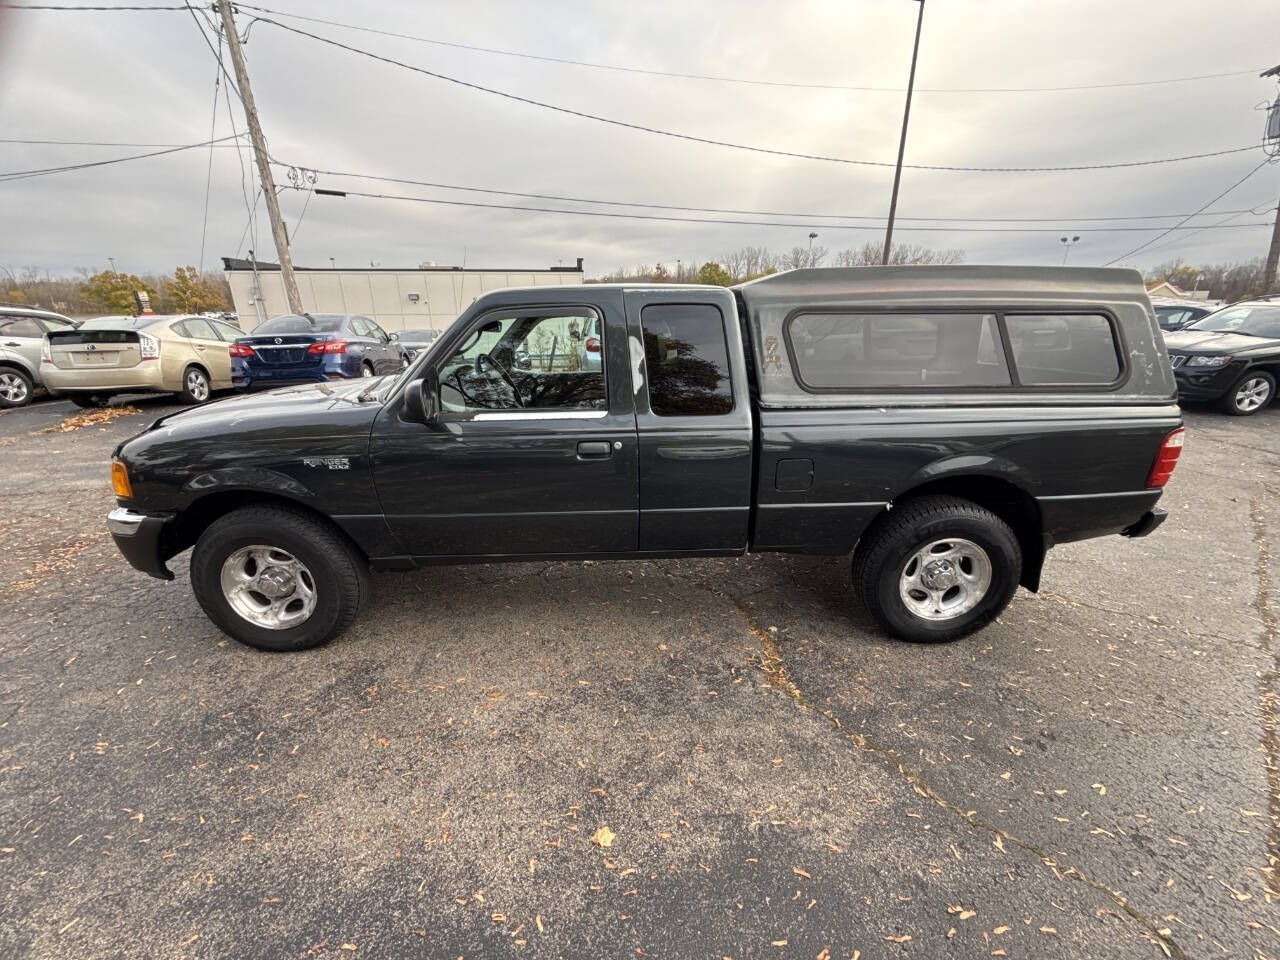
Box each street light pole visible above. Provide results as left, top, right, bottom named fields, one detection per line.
left=882, top=0, right=925, bottom=266
left=1060, top=235, right=1080, bottom=265
left=107, top=257, right=117, bottom=274
left=808, top=232, right=818, bottom=266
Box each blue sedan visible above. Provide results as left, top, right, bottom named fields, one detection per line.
left=231, top=313, right=407, bottom=391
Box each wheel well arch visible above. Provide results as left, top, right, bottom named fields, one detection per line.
left=0, top=358, right=35, bottom=378
left=865, top=475, right=1046, bottom=592
left=181, top=361, right=211, bottom=380
left=161, top=489, right=369, bottom=565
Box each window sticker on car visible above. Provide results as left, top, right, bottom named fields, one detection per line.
left=629, top=334, right=645, bottom=395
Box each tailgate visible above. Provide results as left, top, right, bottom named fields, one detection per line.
left=47, top=330, right=143, bottom=370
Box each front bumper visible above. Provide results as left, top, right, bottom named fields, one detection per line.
left=1121, top=508, right=1167, bottom=538
left=107, top=507, right=174, bottom=580
left=1171, top=361, right=1242, bottom=401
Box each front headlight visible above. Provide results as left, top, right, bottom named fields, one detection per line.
left=1186, top=355, right=1232, bottom=368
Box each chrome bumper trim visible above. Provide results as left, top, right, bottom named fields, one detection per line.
left=107, top=507, right=149, bottom=537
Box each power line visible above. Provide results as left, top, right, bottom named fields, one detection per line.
left=252, top=17, right=1260, bottom=175
left=278, top=159, right=1276, bottom=226
left=236, top=4, right=1265, bottom=96
left=1102, top=160, right=1276, bottom=266
left=196, top=7, right=223, bottom=274
left=0, top=3, right=186, bottom=9
left=302, top=184, right=1273, bottom=234
left=0, top=138, right=242, bottom=147
left=0, top=134, right=245, bottom=182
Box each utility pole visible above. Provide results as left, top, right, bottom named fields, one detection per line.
left=1263, top=64, right=1280, bottom=292
left=216, top=0, right=304, bottom=314
left=883, top=0, right=925, bottom=266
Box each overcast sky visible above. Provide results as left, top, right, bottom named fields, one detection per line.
left=1, top=0, right=1278, bottom=279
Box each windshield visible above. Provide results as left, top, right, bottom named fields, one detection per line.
left=1185, top=303, right=1280, bottom=338
left=252, top=314, right=346, bottom=335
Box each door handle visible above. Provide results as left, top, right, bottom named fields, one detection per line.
left=195, top=344, right=205, bottom=351
left=576, top=441, right=612, bottom=459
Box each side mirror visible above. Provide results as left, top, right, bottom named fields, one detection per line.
left=402, top=369, right=440, bottom=424
left=388, top=331, right=400, bottom=341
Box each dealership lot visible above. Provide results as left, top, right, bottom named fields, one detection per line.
left=0, top=396, right=1277, bottom=959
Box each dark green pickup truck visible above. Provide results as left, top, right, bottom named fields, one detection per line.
left=107, top=266, right=1183, bottom=651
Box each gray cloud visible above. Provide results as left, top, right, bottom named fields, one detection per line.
left=1, top=0, right=1277, bottom=278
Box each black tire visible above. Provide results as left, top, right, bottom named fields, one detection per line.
left=1217, top=370, right=1274, bottom=416
left=0, top=367, right=33, bottom=408
left=190, top=505, right=368, bottom=652
left=360, top=362, right=375, bottom=378
left=177, top=365, right=211, bottom=405
left=853, top=495, right=1021, bottom=644
left=69, top=394, right=109, bottom=409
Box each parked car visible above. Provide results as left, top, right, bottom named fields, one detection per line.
left=107, top=266, right=1182, bottom=652
left=0, top=306, right=79, bottom=407
left=42, top=314, right=242, bottom=407
left=575, top=313, right=603, bottom=372
left=389, top=328, right=439, bottom=361
left=230, top=313, right=406, bottom=391
left=1163, top=297, right=1280, bottom=415
left=1150, top=297, right=1217, bottom=332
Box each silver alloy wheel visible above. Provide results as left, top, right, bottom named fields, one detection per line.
left=0, top=371, right=29, bottom=404
left=899, top=537, right=993, bottom=622
left=361, top=364, right=374, bottom=377
left=186, top=368, right=210, bottom=402
left=219, top=545, right=317, bottom=630
left=1234, top=376, right=1271, bottom=413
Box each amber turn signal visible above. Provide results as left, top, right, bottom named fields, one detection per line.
left=111, top=460, right=133, bottom=499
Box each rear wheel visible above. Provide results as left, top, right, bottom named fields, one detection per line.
left=1218, top=371, right=1274, bottom=416
left=0, top=368, right=32, bottom=408
left=190, top=505, right=368, bottom=652
left=853, top=496, right=1021, bottom=643
left=178, top=365, right=211, bottom=404
left=360, top=362, right=374, bottom=378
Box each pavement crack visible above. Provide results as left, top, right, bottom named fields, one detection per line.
left=1249, top=496, right=1280, bottom=900
left=708, top=584, right=1189, bottom=960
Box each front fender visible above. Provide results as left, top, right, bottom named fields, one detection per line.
left=182, top=465, right=316, bottom=501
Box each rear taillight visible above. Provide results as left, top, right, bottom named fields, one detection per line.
left=138, top=332, right=160, bottom=360
left=40, top=338, right=51, bottom=363
left=1145, top=427, right=1185, bottom=488
left=307, top=340, right=348, bottom=355
left=584, top=336, right=601, bottom=354
left=228, top=343, right=255, bottom=358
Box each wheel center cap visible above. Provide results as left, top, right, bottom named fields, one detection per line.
left=921, top=559, right=958, bottom=590
left=256, top=568, right=294, bottom=598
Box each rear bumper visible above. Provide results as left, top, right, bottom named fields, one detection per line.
left=1121, top=508, right=1167, bottom=538
left=107, top=507, right=174, bottom=580
left=232, top=357, right=348, bottom=391
left=42, top=361, right=169, bottom=395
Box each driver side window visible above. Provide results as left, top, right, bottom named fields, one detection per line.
left=438, top=309, right=606, bottom=414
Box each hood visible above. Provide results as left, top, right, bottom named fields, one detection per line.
left=1162, top=329, right=1280, bottom=355
left=136, top=378, right=388, bottom=446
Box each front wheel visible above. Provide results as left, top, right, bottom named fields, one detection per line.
left=1218, top=371, right=1274, bottom=416
left=853, top=496, right=1021, bottom=643
left=190, top=505, right=368, bottom=651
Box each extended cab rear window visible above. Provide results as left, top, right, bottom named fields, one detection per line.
left=787, top=312, right=1010, bottom=389
left=640, top=303, right=733, bottom=416
left=1005, top=314, right=1120, bottom=384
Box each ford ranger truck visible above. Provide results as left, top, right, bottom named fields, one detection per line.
left=106, top=266, right=1183, bottom=652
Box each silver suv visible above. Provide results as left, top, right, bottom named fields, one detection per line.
left=0, top=307, right=79, bottom=407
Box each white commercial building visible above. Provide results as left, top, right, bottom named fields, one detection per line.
left=222, top=257, right=585, bottom=334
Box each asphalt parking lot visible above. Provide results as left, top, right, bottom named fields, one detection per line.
left=0, top=393, right=1277, bottom=960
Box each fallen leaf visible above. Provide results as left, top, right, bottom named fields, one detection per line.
left=793, top=867, right=811, bottom=879
left=1039, top=926, right=1057, bottom=935
left=883, top=935, right=911, bottom=943
left=591, top=826, right=616, bottom=848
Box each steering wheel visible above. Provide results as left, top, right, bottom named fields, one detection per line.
left=475, top=352, right=524, bottom=408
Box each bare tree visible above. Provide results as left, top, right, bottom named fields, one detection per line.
left=782, top=244, right=828, bottom=270
left=721, top=246, right=780, bottom=282
left=833, top=242, right=965, bottom=266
